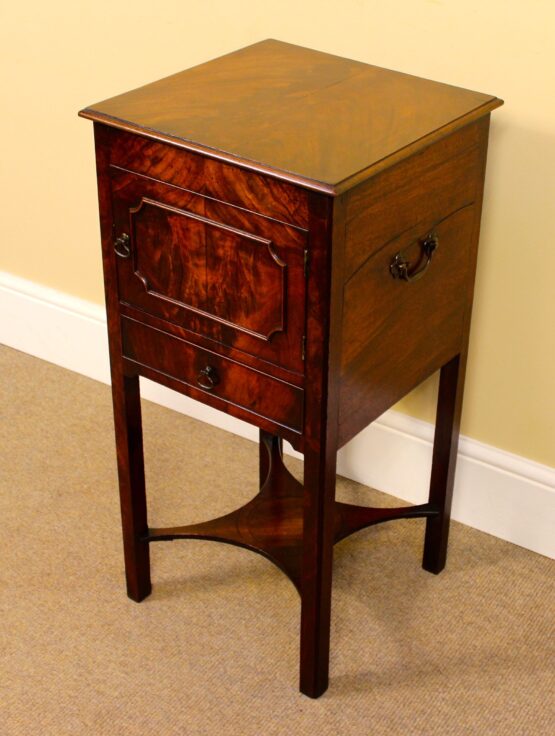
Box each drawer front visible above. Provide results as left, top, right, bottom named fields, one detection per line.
left=111, top=169, right=308, bottom=374
left=121, top=317, right=304, bottom=433
left=339, top=203, right=476, bottom=440
left=344, top=120, right=485, bottom=279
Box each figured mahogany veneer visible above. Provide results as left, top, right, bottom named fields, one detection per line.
left=127, top=196, right=287, bottom=342
left=80, top=39, right=502, bottom=699
left=121, top=316, right=304, bottom=437
left=81, top=38, right=500, bottom=192
left=108, top=129, right=310, bottom=228
left=111, top=167, right=307, bottom=374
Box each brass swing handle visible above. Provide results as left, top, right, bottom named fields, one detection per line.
left=114, top=233, right=131, bottom=259
left=390, top=232, right=439, bottom=282
left=197, top=365, right=220, bottom=391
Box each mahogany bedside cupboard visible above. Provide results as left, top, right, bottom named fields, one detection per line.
left=79, top=39, right=502, bottom=698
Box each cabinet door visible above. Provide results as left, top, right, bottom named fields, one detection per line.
left=110, top=169, right=308, bottom=374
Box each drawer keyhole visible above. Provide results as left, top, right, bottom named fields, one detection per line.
left=197, top=365, right=220, bottom=390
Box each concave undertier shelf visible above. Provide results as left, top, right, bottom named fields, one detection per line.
left=144, top=433, right=439, bottom=592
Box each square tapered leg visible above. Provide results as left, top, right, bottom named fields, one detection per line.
left=111, top=371, right=151, bottom=601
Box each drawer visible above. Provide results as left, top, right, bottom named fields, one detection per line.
left=121, top=316, right=304, bottom=433
left=110, top=169, right=308, bottom=374
left=344, top=120, right=485, bottom=278
left=339, top=203, right=476, bottom=439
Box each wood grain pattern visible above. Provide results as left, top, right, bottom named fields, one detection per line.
left=80, top=39, right=501, bottom=192
left=299, top=192, right=346, bottom=697
left=338, top=204, right=476, bottom=446
left=423, top=117, right=491, bottom=574
left=118, top=302, right=304, bottom=388
left=82, top=46, right=502, bottom=698
left=338, top=117, right=491, bottom=449
left=108, top=129, right=309, bottom=228
left=145, top=431, right=439, bottom=593
left=129, top=198, right=287, bottom=341
left=111, top=168, right=307, bottom=374
left=344, top=119, right=486, bottom=279
left=93, top=124, right=152, bottom=603
left=121, top=316, right=304, bottom=435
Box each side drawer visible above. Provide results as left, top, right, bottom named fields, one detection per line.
left=121, top=317, right=304, bottom=434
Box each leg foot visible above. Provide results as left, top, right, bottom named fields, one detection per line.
left=423, top=354, right=466, bottom=574
left=299, top=446, right=336, bottom=698
left=112, top=372, right=151, bottom=601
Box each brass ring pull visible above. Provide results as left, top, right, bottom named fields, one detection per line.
left=114, top=233, right=131, bottom=259
left=197, top=366, right=220, bottom=390
left=390, top=232, right=439, bottom=282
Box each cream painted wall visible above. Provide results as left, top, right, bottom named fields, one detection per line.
left=1, top=1, right=554, bottom=466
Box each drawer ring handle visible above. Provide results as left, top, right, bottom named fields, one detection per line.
left=197, top=365, right=220, bottom=391
left=114, top=233, right=131, bottom=259
left=390, top=232, right=439, bottom=282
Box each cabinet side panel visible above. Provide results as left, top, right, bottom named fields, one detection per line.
left=344, top=120, right=485, bottom=280
left=338, top=117, right=491, bottom=446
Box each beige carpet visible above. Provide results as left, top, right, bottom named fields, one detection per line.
left=1, top=345, right=553, bottom=735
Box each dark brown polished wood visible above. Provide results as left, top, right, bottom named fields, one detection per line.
left=80, top=39, right=502, bottom=698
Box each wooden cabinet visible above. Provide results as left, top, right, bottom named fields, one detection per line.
left=80, top=39, right=502, bottom=698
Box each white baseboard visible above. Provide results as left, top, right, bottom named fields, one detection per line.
left=2, top=270, right=554, bottom=559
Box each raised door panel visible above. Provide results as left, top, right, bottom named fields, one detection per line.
left=130, top=198, right=286, bottom=340
left=110, top=169, right=307, bottom=373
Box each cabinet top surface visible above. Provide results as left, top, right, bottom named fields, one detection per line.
left=80, top=39, right=501, bottom=193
